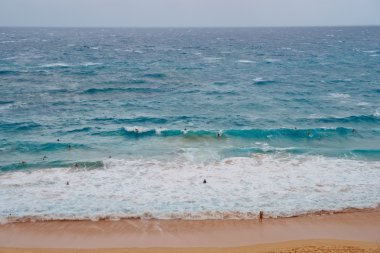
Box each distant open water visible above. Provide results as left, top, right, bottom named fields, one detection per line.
left=0, top=27, right=379, bottom=222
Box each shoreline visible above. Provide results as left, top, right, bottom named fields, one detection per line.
left=3, top=205, right=380, bottom=224
left=0, top=207, right=379, bottom=249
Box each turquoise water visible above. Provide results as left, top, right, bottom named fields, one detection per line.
left=0, top=27, right=379, bottom=221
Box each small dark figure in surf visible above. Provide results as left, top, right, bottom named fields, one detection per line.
left=57, top=139, right=60, bottom=142
left=352, top=128, right=356, bottom=134
left=259, top=211, right=264, bottom=222
left=74, top=163, right=79, bottom=168
left=307, top=131, right=311, bottom=137
left=109, top=155, right=112, bottom=159
left=21, top=161, right=26, bottom=165
left=68, top=144, right=72, bottom=150
left=43, top=155, right=47, bottom=160
left=217, top=130, right=222, bottom=138
left=66, top=181, right=69, bottom=186
left=203, top=179, right=207, bottom=184
left=134, top=128, right=139, bottom=133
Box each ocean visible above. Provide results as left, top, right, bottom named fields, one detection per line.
left=0, top=27, right=379, bottom=222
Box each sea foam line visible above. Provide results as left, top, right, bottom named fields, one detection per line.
left=1, top=154, right=379, bottom=223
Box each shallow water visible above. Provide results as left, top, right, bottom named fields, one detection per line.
left=0, top=27, right=379, bottom=221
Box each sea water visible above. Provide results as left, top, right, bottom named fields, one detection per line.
left=0, top=27, right=379, bottom=222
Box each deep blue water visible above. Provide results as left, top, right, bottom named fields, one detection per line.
left=0, top=27, right=379, bottom=221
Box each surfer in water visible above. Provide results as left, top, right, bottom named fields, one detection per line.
left=182, top=128, right=188, bottom=134
left=217, top=130, right=222, bottom=137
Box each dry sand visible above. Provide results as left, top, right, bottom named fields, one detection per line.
left=0, top=208, right=379, bottom=252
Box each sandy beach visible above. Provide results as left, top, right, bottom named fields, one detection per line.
left=0, top=208, right=379, bottom=252
left=0, top=240, right=379, bottom=253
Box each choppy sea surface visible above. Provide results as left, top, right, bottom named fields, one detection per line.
left=0, top=27, right=379, bottom=222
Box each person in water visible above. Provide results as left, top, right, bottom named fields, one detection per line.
left=203, top=179, right=207, bottom=184
left=217, top=130, right=222, bottom=137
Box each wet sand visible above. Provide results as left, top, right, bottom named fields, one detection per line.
left=0, top=208, right=379, bottom=252
left=0, top=240, right=379, bottom=253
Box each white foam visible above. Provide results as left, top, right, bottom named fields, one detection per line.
left=40, top=63, right=70, bottom=68
left=81, top=62, right=102, bottom=67
left=237, top=60, right=254, bottom=63
left=0, top=154, right=379, bottom=222
left=123, top=126, right=151, bottom=133
left=0, top=40, right=16, bottom=44
left=155, top=127, right=167, bottom=135
left=329, top=93, right=351, bottom=99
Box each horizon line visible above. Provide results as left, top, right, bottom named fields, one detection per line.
left=1, top=24, right=380, bottom=29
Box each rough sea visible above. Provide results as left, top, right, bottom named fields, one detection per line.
left=0, top=27, right=379, bottom=222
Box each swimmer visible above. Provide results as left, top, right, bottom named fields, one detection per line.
left=74, top=163, right=79, bottom=168
left=21, top=161, right=26, bottom=165
left=134, top=128, right=139, bottom=133
left=352, top=128, right=356, bottom=133
left=57, top=138, right=60, bottom=142
left=259, top=211, right=264, bottom=222
left=66, top=181, right=69, bottom=186
left=203, top=179, right=207, bottom=184
left=217, top=130, right=222, bottom=137
left=109, top=155, right=112, bottom=158
left=43, top=155, right=47, bottom=160
left=307, top=131, right=311, bottom=137
left=68, top=144, right=72, bottom=149
left=182, top=128, right=188, bottom=134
